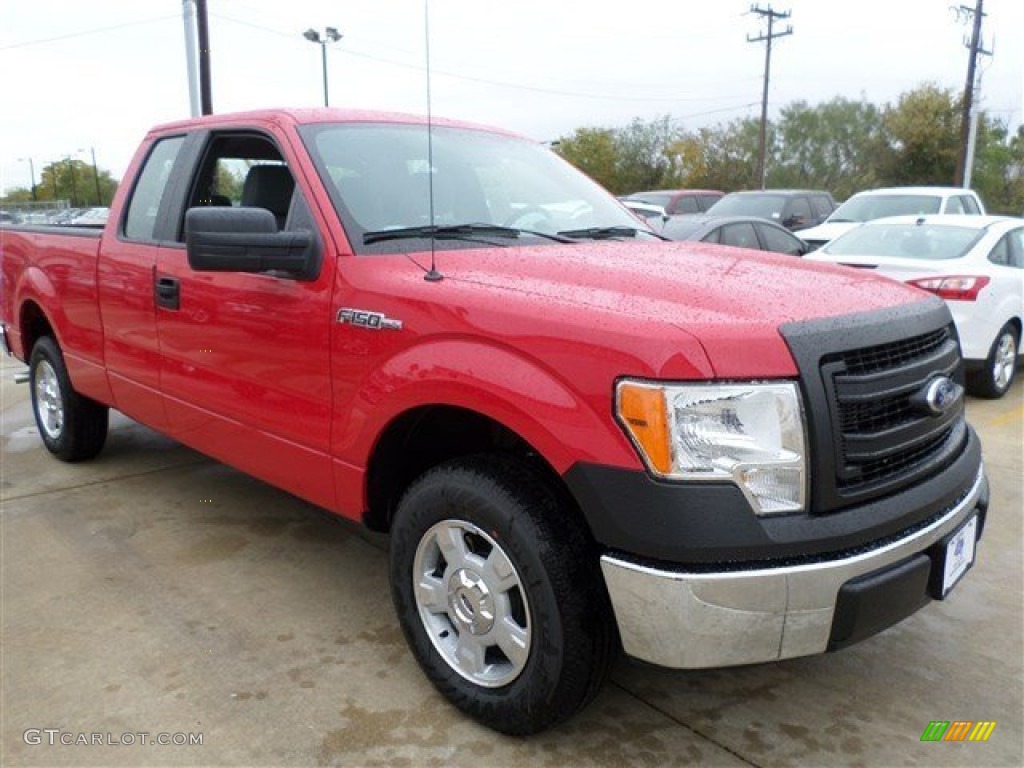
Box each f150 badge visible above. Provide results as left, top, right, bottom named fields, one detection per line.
left=337, top=308, right=403, bottom=331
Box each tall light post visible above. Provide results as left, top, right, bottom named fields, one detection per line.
left=64, top=156, right=79, bottom=207
left=18, top=157, right=37, bottom=202
left=86, top=147, right=102, bottom=206
left=303, top=27, right=342, bottom=107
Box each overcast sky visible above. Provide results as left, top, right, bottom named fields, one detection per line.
left=1, top=0, right=1021, bottom=196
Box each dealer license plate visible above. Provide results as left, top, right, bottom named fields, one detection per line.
left=941, top=516, right=978, bottom=597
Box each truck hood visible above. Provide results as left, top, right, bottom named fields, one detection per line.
left=435, top=240, right=928, bottom=378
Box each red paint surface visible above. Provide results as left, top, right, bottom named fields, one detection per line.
left=1, top=109, right=929, bottom=520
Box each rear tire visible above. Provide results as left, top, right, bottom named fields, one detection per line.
left=29, top=336, right=108, bottom=461
left=389, top=455, right=617, bottom=735
left=967, top=323, right=1019, bottom=399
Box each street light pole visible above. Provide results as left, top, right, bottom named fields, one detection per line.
left=89, top=147, right=102, bottom=205
left=65, top=157, right=78, bottom=207
left=303, top=27, right=342, bottom=107
left=18, top=157, right=37, bottom=202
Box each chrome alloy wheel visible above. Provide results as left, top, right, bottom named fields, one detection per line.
left=412, top=520, right=531, bottom=688
left=992, top=331, right=1017, bottom=392
left=34, top=359, right=65, bottom=440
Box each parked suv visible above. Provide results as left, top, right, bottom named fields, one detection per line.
left=800, top=187, right=987, bottom=249
left=703, top=189, right=836, bottom=231
left=624, top=189, right=724, bottom=215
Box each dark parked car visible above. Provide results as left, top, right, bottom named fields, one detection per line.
left=661, top=215, right=809, bottom=256
left=703, top=190, right=836, bottom=231
left=623, top=189, right=724, bottom=215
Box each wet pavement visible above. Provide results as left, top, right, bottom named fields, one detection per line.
left=2, top=354, right=1021, bottom=766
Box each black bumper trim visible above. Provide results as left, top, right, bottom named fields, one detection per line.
left=564, top=425, right=984, bottom=565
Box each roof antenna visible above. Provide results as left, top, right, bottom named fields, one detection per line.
left=422, top=0, right=443, bottom=282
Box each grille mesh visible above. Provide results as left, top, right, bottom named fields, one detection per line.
left=826, top=325, right=962, bottom=494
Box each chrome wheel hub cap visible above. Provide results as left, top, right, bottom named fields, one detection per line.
left=448, top=569, right=496, bottom=636
left=34, top=360, right=64, bottom=440
left=412, top=520, right=531, bottom=688
left=993, top=333, right=1016, bottom=390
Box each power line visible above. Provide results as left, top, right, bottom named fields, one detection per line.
left=210, top=12, right=757, bottom=106
left=746, top=4, right=792, bottom=190
left=0, top=15, right=178, bottom=51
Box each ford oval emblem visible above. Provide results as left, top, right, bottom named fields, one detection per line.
left=923, top=376, right=959, bottom=416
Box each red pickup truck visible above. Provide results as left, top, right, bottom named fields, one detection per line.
left=1, top=109, right=988, bottom=735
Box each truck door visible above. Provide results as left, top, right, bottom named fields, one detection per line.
left=153, top=130, right=336, bottom=511
left=98, top=134, right=192, bottom=431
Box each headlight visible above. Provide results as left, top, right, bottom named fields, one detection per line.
left=615, top=380, right=807, bottom=515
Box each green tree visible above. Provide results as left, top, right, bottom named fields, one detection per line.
left=877, top=84, right=961, bottom=187
left=0, top=187, right=34, bottom=204
left=555, top=116, right=686, bottom=195
left=675, top=118, right=762, bottom=191
left=972, top=120, right=1024, bottom=215
left=35, top=159, right=118, bottom=206
left=613, top=116, right=685, bottom=193
left=769, top=97, right=883, bottom=199
left=554, top=127, right=619, bottom=191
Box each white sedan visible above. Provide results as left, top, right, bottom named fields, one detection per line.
left=806, top=215, right=1023, bottom=398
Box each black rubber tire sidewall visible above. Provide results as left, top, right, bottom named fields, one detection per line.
left=389, top=456, right=615, bottom=736
left=28, top=336, right=108, bottom=462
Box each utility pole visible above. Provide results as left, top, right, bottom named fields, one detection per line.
left=196, top=0, right=213, bottom=115
left=89, top=148, right=102, bottom=206
left=181, top=1, right=201, bottom=117
left=747, top=4, right=792, bottom=190
left=953, top=0, right=992, bottom=187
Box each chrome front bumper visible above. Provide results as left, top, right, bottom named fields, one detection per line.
left=600, top=467, right=986, bottom=669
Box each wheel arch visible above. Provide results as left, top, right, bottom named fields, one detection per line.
left=363, top=404, right=584, bottom=535
left=18, top=298, right=57, bottom=361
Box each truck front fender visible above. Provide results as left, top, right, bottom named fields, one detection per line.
left=334, top=337, right=638, bottom=475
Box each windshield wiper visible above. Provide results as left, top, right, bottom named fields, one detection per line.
left=556, top=225, right=643, bottom=240
left=363, top=223, right=573, bottom=245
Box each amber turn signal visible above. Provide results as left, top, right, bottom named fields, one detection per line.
left=615, top=382, right=672, bottom=475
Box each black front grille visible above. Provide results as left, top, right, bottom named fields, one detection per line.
left=824, top=326, right=963, bottom=497
left=839, top=327, right=951, bottom=376
left=780, top=300, right=968, bottom=514
left=844, top=426, right=956, bottom=488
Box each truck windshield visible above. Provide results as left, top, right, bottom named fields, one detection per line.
left=300, top=122, right=655, bottom=254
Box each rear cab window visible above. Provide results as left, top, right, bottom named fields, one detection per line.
left=122, top=136, right=186, bottom=242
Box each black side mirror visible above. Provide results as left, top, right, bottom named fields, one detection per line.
left=185, top=207, right=317, bottom=279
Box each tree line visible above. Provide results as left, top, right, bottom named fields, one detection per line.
left=554, top=84, right=1024, bottom=215
left=2, top=159, right=118, bottom=208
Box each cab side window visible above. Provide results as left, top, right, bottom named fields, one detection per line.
left=123, top=136, right=185, bottom=241
left=185, top=133, right=298, bottom=234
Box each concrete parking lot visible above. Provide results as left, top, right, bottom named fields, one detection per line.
left=2, top=353, right=1021, bottom=767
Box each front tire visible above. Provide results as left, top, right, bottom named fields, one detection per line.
left=389, top=456, right=617, bottom=735
left=29, top=336, right=108, bottom=461
left=967, top=323, right=1019, bottom=399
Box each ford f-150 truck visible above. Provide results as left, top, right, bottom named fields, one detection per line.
left=1, top=109, right=988, bottom=735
